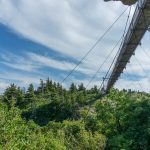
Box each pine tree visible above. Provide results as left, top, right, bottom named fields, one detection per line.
left=26, top=84, right=35, bottom=104
left=37, top=79, right=44, bottom=94
left=78, top=83, right=85, bottom=91
left=69, top=83, right=77, bottom=93
left=3, top=84, right=24, bottom=108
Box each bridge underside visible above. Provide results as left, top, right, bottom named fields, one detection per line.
left=105, top=0, right=150, bottom=92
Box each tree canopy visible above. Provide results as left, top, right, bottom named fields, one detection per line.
left=0, top=79, right=150, bottom=149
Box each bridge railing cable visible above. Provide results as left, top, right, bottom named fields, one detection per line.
left=100, top=6, right=132, bottom=92
left=82, top=7, right=132, bottom=121
left=61, top=7, right=129, bottom=84
left=85, top=35, right=124, bottom=89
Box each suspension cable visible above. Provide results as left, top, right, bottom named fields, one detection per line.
left=99, top=6, right=132, bottom=91
left=82, top=7, right=132, bottom=122
left=61, top=7, right=129, bottom=84
left=85, top=36, right=123, bottom=89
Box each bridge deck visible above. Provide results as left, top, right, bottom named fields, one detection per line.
left=105, top=0, right=150, bottom=92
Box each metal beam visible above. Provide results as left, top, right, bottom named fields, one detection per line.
left=105, top=0, right=150, bottom=93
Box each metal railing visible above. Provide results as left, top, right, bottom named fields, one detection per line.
left=104, top=0, right=148, bottom=92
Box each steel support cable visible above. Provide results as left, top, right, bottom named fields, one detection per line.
left=99, top=6, right=132, bottom=91
left=122, top=6, right=132, bottom=38
left=85, top=35, right=124, bottom=89
left=125, top=3, right=149, bottom=90
left=136, top=11, right=150, bottom=87
left=85, top=16, right=130, bottom=91
left=82, top=8, right=132, bottom=122
left=83, top=14, right=131, bottom=123
left=98, top=44, right=121, bottom=91
left=136, top=0, right=150, bottom=62
left=82, top=37, right=122, bottom=122
left=82, top=46, right=123, bottom=121
left=106, top=6, right=132, bottom=79
left=127, top=4, right=150, bottom=85
left=129, top=0, right=150, bottom=63
left=61, top=7, right=129, bottom=84
left=100, top=45, right=121, bottom=89
left=86, top=31, right=129, bottom=91
left=81, top=30, right=125, bottom=123
left=119, top=2, right=147, bottom=92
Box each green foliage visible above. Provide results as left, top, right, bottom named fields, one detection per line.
left=0, top=103, right=106, bottom=150
left=96, top=89, right=150, bottom=150
left=1, top=106, right=59, bottom=149
left=3, top=84, right=24, bottom=108
left=63, top=121, right=106, bottom=150
left=0, top=103, right=66, bottom=150
left=1, top=79, right=150, bottom=149
left=69, top=83, right=77, bottom=93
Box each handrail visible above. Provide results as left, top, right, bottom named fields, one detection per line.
left=104, top=0, right=150, bottom=92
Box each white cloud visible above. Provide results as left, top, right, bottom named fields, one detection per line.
left=0, top=0, right=149, bottom=92
left=0, top=0, right=128, bottom=58
left=0, top=51, right=117, bottom=77
left=0, top=52, right=41, bottom=72
left=28, top=53, right=76, bottom=71
left=115, top=77, right=150, bottom=92
left=0, top=71, right=42, bottom=94
left=0, top=52, right=75, bottom=72
left=0, top=80, right=9, bottom=93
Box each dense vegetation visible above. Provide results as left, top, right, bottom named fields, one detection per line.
left=0, top=78, right=150, bottom=149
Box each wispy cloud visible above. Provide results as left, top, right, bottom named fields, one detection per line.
left=0, top=80, right=9, bottom=93
left=0, top=52, right=41, bottom=72
left=0, top=0, right=129, bottom=58
left=0, top=50, right=114, bottom=77
left=28, top=52, right=76, bottom=71
left=0, top=0, right=149, bottom=92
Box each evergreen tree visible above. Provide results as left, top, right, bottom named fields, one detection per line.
left=45, top=78, right=53, bottom=91
left=25, top=84, right=35, bottom=104
left=2, top=79, right=150, bottom=149
left=92, top=85, right=99, bottom=94
left=3, top=84, right=24, bottom=108
left=69, top=83, right=77, bottom=93
left=78, top=83, right=85, bottom=91
left=76, top=92, right=85, bottom=105
left=37, top=79, right=44, bottom=94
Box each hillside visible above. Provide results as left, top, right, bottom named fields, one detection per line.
left=0, top=79, right=150, bottom=149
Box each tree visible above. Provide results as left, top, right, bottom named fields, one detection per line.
left=76, top=93, right=85, bottom=105
left=25, top=84, right=36, bottom=106
left=78, top=83, right=85, bottom=91
left=69, top=83, right=77, bottom=93
left=37, top=79, right=44, bottom=94
left=91, top=85, right=99, bottom=94
left=3, top=84, right=24, bottom=108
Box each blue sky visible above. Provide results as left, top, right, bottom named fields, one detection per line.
left=0, top=0, right=149, bottom=92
